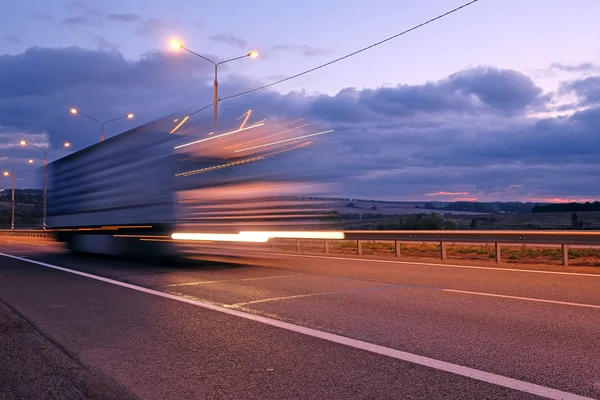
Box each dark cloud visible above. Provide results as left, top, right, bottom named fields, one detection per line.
left=270, top=44, right=332, bottom=57
left=562, top=76, right=600, bottom=106
left=308, top=67, right=545, bottom=122
left=0, top=46, right=598, bottom=200
left=2, top=36, right=21, bottom=45
left=61, top=16, right=92, bottom=26
left=91, top=36, right=119, bottom=52
left=108, top=13, right=141, bottom=23
left=209, top=33, right=247, bottom=49
left=447, top=67, right=543, bottom=112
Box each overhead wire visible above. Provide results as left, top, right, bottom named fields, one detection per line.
left=187, top=0, right=479, bottom=116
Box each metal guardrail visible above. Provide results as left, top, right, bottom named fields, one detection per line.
left=290, top=230, right=600, bottom=267
left=0, top=229, right=49, bottom=238
left=2, top=229, right=599, bottom=266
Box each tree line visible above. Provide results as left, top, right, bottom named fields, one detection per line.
left=532, top=202, right=600, bottom=213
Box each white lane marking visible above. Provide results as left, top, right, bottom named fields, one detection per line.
left=165, top=274, right=302, bottom=287
left=262, top=252, right=600, bottom=278
left=0, top=254, right=594, bottom=400
left=241, top=273, right=303, bottom=281
left=227, top=284, right=404, bottom=307
left=444, top=289, right=600, bottom=310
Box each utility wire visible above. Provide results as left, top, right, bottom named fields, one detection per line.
left=189, top=0, right=479, bottom=115
left=221, top=0, right=479, bottom=101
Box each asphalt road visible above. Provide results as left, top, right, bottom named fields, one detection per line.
left=1, top=237, right=599, bottom=399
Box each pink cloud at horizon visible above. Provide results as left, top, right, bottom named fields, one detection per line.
left=524, top=197, right=598, bottom=203
left=425, top=191, right=470, bottom=197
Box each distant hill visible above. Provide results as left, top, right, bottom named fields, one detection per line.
left=532, top=202, right=600, bottom=213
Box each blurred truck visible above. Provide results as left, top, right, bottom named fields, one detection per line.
left=48, top=114, right=339, bottom=257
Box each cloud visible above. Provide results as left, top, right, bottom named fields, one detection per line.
left=134, top=18, right=171, bottom=37
left=61, top=16, right=92, bottom=26
left=31, top=12, right=54, bottom=21
left=447, top=67, right=543, bottom=112
left=550, top=62, right=600, bottom=73
left=308, top=67, right=545, bottom=122
left=209, top=33, right=247, bottom=49
left=562, top=76, right=600, bottom=106
left=0, top=46, right=598, bottom=200
left=108, top=13, right=141, bottom=23
left=91, top=36, right=119, bottom=52
left=2, top=36, right=21, bottom=45
left=270, top=44, right=332, bottom=57
left=425, top=192, right=470, bottom=196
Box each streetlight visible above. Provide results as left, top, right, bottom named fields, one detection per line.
left=170, top=39, right=258, bottom=128
left=0, top=159, right=34, bottom=231
left=70, top=108, right=134, bottom=142
left=19, top=140, right=71, bottom=230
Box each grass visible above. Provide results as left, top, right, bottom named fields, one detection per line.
left=272, top=239, right=600, bottom=267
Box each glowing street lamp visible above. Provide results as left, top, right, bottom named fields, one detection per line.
left=19, top=140, right=71, bottom=230
left=0, top=159, right=34, bottom=230
left=70, top=108, right=134, bottom=142
left=170, top=39, right=258, bottom=128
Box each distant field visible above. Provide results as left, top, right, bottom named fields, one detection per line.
left=446, top=211, right=600, bottom=230
left=329, top=200, right=485, bottom=216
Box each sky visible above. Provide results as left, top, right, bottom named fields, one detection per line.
left=1, top=0, right=600, bottom=202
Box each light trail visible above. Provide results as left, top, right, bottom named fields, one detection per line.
left=238, top=110, right=252, bottom=129
left=241, top=231, right=345, bottom=239
left=175, top=122, right=265, bottom=149
left=176, top=155, right=265, bottom=177
left=234, top=130, right=333, bottom=153
left=169, top=116, right=189, bottom=134
left=171, top=232, right=269, bottom=242
left=224, top=123, right=310, bottom=149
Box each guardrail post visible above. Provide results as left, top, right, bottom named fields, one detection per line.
left=324, top=239, right=329, bottom=254
left=440, top=241, right=447, bottom=260
left=394, top=240, right=400, bottom=257
left=562, top=244, right=569, bottom=267
left=495, top=242, right=501, bottom=263
left=357, top=240, right=362, bottom=255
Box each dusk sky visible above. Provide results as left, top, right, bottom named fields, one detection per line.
left=1, top=0, right=600, bottom=202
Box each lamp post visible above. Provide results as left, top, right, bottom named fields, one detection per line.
left=170, top=40, right=258, bottom=129
left=1, top=159, right=34, bottom=230
left=19, top=141, right=71, bottom=230
left=70, top=108, right=134, bottom=142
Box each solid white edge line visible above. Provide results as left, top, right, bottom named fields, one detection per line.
left=0, top=252, right=594, bottom=400
left=261, top=251, right=600, bottom=278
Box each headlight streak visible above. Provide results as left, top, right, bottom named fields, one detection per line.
left=170, top=231, right=345, bottom=242
left=171, top=232, right=269, bottom=242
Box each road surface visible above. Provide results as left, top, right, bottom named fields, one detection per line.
left=1, top=237, right=599, bottom=399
